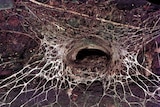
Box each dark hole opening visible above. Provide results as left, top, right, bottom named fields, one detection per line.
left=146, top=0, right=160, bottom=5
left=76, top=49, right=109, bottom=61
left=35, top=0, right=49, bottom=3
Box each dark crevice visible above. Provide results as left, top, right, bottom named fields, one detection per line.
left=35, top=0, right=49, bottom=3
left=71, top=48, right=111, bottom=74
left=76, top=49, right=109, bottom=61
left=146, top=0, right=160, bottom=5
left=110, top=0, right=147, bottom=10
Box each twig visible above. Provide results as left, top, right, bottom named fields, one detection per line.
left=29, top=0, right=140, bottom=29
left=0, top=30, right=40, bottom=44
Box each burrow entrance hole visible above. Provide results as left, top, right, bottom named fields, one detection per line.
left=76, top=49, right=109, bottom=61
left=74, top=49, right=111, bottom=71
left=76, top=49, right=111, bottom=65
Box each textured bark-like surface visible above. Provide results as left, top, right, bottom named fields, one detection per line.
left=0, top=0, right=160, bottom=107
